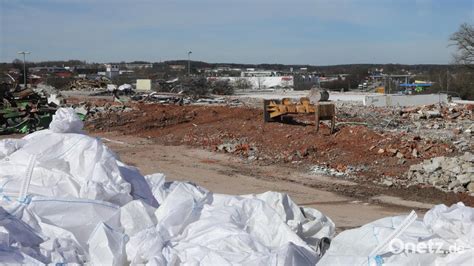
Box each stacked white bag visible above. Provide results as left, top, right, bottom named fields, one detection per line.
left=0, top=108, right=336, bottom=265
left=319, top=202, right=474, bottom=265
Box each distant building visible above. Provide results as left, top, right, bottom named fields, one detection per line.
left=241, top=71, right=278, bottom=77
left=136, top=79, right=152, bottom=91
left=293, top=74, right=319, bottom=90
left=105, top=64, right=119, bottom=79
left=74, top=66, right=100, bottom=75
left=119, top=70, right=134, bottom=75
left=125, top=63, right=153, bottom=69
left=55, top=71, right=73, bottom=78
left=208, top=76, right=294, bottom=90
left=30, top=66, right=68, bottom=73
left=169, top=64, right=186, bottom=71
left=29, top=66, right=72, bottom=79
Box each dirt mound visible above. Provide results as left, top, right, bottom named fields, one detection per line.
left=87, top=103, right=454, bottom=180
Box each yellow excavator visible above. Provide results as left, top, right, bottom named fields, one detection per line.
left=263, top=88, right=335, bottom=133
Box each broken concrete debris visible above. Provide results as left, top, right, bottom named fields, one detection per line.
left=86, top=99, right=470, bottom=201
left=216, top=139, right=259, bottom=159
left=364, top=93, right=449, bottom=107
left=73, top=103, right=135, bottom=123
left=405, top=152, right=474, bottom=193
left=68, top=77, right=110, bottom=90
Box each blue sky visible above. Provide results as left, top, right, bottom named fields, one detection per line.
left=1, top=0, right=473, bottom=64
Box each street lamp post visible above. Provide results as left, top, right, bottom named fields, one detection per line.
left=187, top=51, right=192, bottom=76
left=17, top=51, right=31, bottom=89
left=446, top=70, right=449, bottom=95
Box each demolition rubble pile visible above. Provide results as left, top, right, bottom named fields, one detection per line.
left=85, top=103, right=458, bottom=186
left=73, top=103, right=136, bottom=121
left=405, top=152, right=474, bottom=193
left=337, top=102, right=473, bottom=135
left=1, top=108, right=473, bottom=265
left=0, top=86, right=57, bottom=134
left=68, top=78, right=109, bottom=90
left=337, top=102, right=473, bottom=156
left=399, top=104, right=473, bottom=146
left=131, top=92, right=242, bottom=106
left=399, top=103, right=473, bottom=121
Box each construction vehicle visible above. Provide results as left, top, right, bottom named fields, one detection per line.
left=263, top=88, right=336, bottom=133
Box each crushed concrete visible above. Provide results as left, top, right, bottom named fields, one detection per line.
left=403, top=152, right=474, bottom=194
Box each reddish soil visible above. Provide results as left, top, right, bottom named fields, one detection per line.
left=87, top=104, right=454, bottom=179
left=86, top=103, right=473, bottom=206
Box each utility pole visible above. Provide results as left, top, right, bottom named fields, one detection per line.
left=187, top=51, right=192, bottom=76
left=446, top=70, right=449, bottom=95
left=17, top=51, right=31, bottom=89
left=388, top=75, right=391, bottom=94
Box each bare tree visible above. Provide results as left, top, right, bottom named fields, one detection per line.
left=450, top=23, right=474, bottom=68
left=256, top=76, right=264, bottom=90
left=234, top=78, right=252, bottom=91
left=210, top=79, right=234, bottom=95
left=448, top=23, right=474, bottom=99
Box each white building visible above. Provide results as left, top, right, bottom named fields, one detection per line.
left=241, top=71, right=277, bottom=77
left=208, top=76, right=294, bottom=90
left=125, top=63, right=153, bottom=69
left=136, top=79, right=152, bottom=91
left=105, top=64, right=120, bottom=79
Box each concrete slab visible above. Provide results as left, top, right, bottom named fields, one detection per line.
left=364, top=94, right=448, bottom=107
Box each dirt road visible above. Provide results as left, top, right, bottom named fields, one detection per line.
left=97, top=132, right=432, bottom=230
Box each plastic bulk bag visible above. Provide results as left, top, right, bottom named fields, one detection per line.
left=119, top=200, right=156, bottom=236
left=144, top=173, right=167, bottom=204
left=48, top=107, right=84, bottom=134
left=40, top=236, right=87, bottom=263
left=125, top=227, right=166, bottom=264
left=159, top=194, right=321, bottom=265
left=318, top=202, right=474, bottom=265
left=423, top=202, right=474, bottom=248
left=0, top=163, right=81, bottom=199
left=0, top=249, right=45, bottom=264
left=0, top=122, right=157, bottom=207
left=7, top=132, right=133, bottom=205
left=154, top=182, right=211, bottom=240
left=241, top=192, right=335, bottom=250
left=118, top=163, right=159, bottom=207
left=24, top=196, right=120, bottom=248
left=123, top=180, right=335, bottom=265
left=0, top=139, right=26, bottom=159
left=88, top=222, right=127, bottom=266
left=0, top=207, right=43, bottom=247
left=5, top=196, right=122, bottom=264
left=0, top=207, right=47, bottom=264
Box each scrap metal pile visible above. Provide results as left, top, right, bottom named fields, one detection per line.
left=68, top=77, right=110, bottom=90
left=0, top=84, right=57, bottom=134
